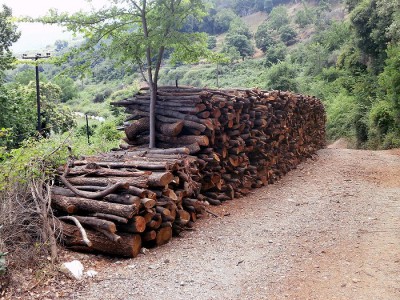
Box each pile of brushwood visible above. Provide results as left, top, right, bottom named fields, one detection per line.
left=51, top=87, right=325, bottom=257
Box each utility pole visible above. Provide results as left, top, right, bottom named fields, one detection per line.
left=22, top=53, right=51, bottom=133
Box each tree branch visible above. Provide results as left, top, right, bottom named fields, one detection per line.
left=60, top=162, right=129, bottom=199
left=59, top=216, right=92, bottom=247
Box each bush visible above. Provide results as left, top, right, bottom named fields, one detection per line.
left=267, top=61, right=298, bottom=91
left=295, top=8, right=314, bottom=28
left=95, top=119, right=123, bottom=142
left=265, top=42, right=287, bottom=66
left=267, top=6, right=289, bottom=30
left=326, top=93, right=357, bottom=140
left=255, top=23, right=276, bottom=52
left=207, top=36, right=217, bottom=49
left=279, top=25, right=297, bottom=45
left=382, top=132, right=400, bottom=149
left=0, top=130, right=122, bottom=272
left=369, top=100, right=395, bottom=136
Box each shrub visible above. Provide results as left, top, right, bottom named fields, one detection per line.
left=267, top=61, right=298, bottom=91
left=369, top=100, right=395, bottom=136
left=279, top=25, right=297, bottom=45
left=265, top=42, right=287, bottom=66
left=326, top=93, right=357, bottom=140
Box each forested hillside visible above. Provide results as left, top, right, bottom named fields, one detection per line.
left=2, top=0, right=399, bottom=150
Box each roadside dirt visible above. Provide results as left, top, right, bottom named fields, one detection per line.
left=8, top=147, right=400, bottom=299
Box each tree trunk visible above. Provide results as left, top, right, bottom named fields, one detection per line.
left=149, top=83, right=157, bottom=148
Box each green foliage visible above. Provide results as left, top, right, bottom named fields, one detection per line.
left=0, top=5, right=20, bottom=79
left=350, top=0, right=395, bottom=72
left=229, top=18, right=253, bottom=39
left=292, top=42, right=330, bottom=76
left=379, top=44, right=400, bottom=118
left=279, top=25, right=297, bottom=45
left=0, top=80, right=75, bottom=149
left=267, top=6, right=289, bottom=30
left=313, top=21, right=350, bottom=52
left=266, top=61, right=298, bottom=91
left=369, top=100, right=395, bottom=135
left=214, top=9, right=237, bottom=33
left=223, top=33, right=255, bottom=59
left=264, top=42, right=287, bottom=66
left=326, top=93, right=357, bottom=140
left=207, top=36, right=217, bottom=49
left=94, top=119, right=123, bottom=142
left=295, top=5, right=315, bottom=28
left=52, top=76, right=78, bottom=102
left=255, top=23, right=276, bottom=52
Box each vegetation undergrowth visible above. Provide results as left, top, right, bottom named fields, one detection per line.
left=0, top=119, right=122, bottom=275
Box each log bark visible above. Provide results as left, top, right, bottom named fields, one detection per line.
left=66, top=176, right=149, bottom=188
left=52, top=194, right=138, bottom=219
left=125, top=117, right=150, bottom=140
left=60, top=222, right=142, bottom=258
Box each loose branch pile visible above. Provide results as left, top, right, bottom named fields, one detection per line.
left=52, top=86, right=325, bottom=258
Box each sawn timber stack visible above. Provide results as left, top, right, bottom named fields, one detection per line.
left=52, top=86, right=325, bottom=258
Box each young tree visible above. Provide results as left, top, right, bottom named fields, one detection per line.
left=0, top=5, right=20, bottom=80
left=38, top=0, right=209, bottom=148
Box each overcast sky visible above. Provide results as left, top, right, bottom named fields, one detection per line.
left=1, top=0, right=108, bottom=53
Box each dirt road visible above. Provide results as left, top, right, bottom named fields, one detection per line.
left=72, top=147, right=400, bottom=300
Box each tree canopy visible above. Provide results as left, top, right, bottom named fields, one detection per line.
left=38, top=0, right=210, bottom=148
left=0, top=5, right=20, bottom=79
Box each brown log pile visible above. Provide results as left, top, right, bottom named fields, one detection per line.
left=113, top=86, right=326, bottom=202
left=52, top=86, right=325, bottom=258
left=52, top=149, right=204, bottom=258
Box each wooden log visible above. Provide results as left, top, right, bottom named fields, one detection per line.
left=156, top=226, right=173, bottom=246
left=52, top=194, right=138, bottom=219
left=60, top=166, right=150, bottom=177
left=90, top=213, right=129, bottom=224
left=125, top=117, right=150, bottom=140
left=72, top=160, right=177, bottom=171
left=127, top=186, right=147, bottom=198
left=117, top=216, right=146, bottom=233
left=141, top=197, right=156, bottom=209
left=95, top=228, right=121, bottom=243
left=59, top=222, right=142, bottom=258
left=176, top=209, right=191, bottom=225
left=146, top=213, right=162, bottom=230
left=142, top=230, right=157, bottom=242
left=72, top=216, right=117, bottom=233
left=147, top=172, right=174, bottom=187
left=134, top=147, right=190, bottom=155
left=156, top=134, right=209, bottom=147
left=156, top=121, right=184, bottom=137
left=104, top=194, right=141, bottom=206
left=66, top=176, right=149, bottom=188
left=156, top=115, right=206, bottom=132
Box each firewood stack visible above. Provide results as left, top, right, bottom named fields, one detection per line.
left=51, top=86, right=325, bottom=258
left=52, top=148, right=205, bottom=258
left=113, top=86, right=326, bottom=203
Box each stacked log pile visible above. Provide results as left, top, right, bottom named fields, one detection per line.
left=113, top=86, right=325, bottom=203
left=52, top=148, right=205, bottom=258
left=52, top=86, right=325, bottom=258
